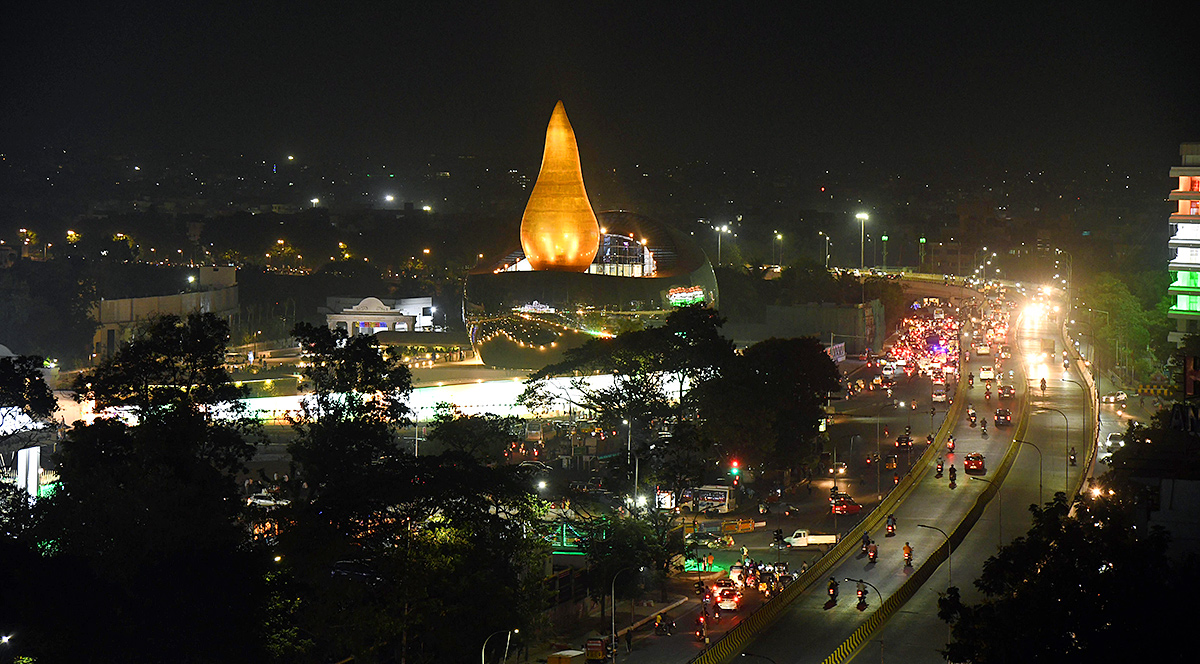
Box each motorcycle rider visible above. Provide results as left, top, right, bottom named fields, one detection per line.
left=1070, top=446, right=1077, bottom=466
left=867, top=540, right=878, bottom=561
left=856, top=580, right=868, bottom=601
left=968, top=372, right=975, bottom=387
left=828, top=577, right=839, bottom=596
left=949, top=465, right=957, bottom=482
left=903, top=541, right=913, bottom=565
left=1040, top=377, right=1047, bottom=395
left=886, top=513, right=897, bottom=530
left=936, top=456, right=944, bottom=476
left=861, top=531, right=871, bottom=551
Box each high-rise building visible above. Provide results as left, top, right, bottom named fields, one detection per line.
left=1168, top=143, right=1200, bottom=346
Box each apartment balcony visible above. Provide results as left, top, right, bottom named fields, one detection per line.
left=1168, top=306, right=1200, bottom=319
left=1169, top=190, right=1200, bottom=201
left=1168, top=236, right=1200, bottom=249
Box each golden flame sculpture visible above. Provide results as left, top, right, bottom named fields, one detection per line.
left=519, top=101, right=601, bottom=271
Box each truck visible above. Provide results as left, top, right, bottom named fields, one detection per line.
left=784, top=529, right=840, bottom=552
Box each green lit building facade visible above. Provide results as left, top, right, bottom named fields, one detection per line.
left=1169, top=143, right=1200, bottom=346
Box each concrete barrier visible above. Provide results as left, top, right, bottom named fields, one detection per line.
left=688, top=351, right=970, bottom=664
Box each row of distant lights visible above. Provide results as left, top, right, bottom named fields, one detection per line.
left=309, top=194, right=430, bottom=212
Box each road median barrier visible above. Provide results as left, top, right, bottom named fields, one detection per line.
left=828, top=315, right=1039, bottom=664
left=688, top=352, right=970, bottom=664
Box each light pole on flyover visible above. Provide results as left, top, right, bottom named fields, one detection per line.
left=1036, top=406, right=1071, bottom=496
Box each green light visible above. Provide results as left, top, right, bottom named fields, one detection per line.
left=920, top=237, right=926, bottom=244
left=881, top=235, right=889, bottom=242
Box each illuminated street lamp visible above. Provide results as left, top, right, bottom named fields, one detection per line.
left=818, top=231, right=830, bottom=269
left=715, top=225, right=731, bottom=265
left=856, top=212, right=869, bottom=270
left=310, top=198, right=319, bottom=207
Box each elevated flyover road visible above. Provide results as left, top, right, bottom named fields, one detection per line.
left=702, top=292, right=1060, bottom=664
left=845, top=297, right=1094, bottom=662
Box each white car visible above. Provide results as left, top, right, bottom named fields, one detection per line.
left=1101, top=391, right=1128, bottom=404
left=715, top=588, right=741, bottom=611
left=979, top=365, right=995, bottom=380
left=1105, top=432, right=1125, bottom=448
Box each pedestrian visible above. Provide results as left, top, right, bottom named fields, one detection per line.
left=741, top=545, right=749, bottom=561
left=625, top=628, right=632, bottom=653
left=707, top=553, right=714, bottom=571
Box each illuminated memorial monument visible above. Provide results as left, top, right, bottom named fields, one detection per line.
left=464, top=101, right=718, bottom=369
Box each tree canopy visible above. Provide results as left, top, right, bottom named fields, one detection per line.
left=938, top=491, right=1193, bottom=663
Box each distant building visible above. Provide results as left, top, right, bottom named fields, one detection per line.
left=1167, top=143, right=1200, bottom=346
left=323, top=296, right=436, bottom=335
left=91, top=266, right=239, bottom=360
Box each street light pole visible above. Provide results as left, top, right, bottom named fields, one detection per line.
left=775, top=232, right=783, bottom=267
left=612, top=567, right=639, bottom=662
left=1015, top=439, right=1043, bottom=505
left=624, top=418, right=636, bottom=498
left=970, top=476, right=1002, bottom=545
left=845, top=577, right=881, bottom=608
left=1037, top=407, right=1070, bottom=496
left=917, top=524, right=952, bottom=589
left=876, top=401, right=901, bottom=502
left=856, top=213, right=869, bottom=270
left=481, top=628, right=519, bottom=664
left=819, top=231, right=830, bottom=269
left=715, top=225, right=730, bottom=266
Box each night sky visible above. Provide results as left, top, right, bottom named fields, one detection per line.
left=5, top=2, right=1197, bottom=176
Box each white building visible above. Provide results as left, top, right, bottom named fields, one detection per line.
left=324, top=296, right=437, bottom=335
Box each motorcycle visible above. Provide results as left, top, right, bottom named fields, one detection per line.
left=968, top=375, right=974, bottom=388
left=886, top=522, right=896, bottom=536
left=654, top=619, right=676, bottom=636
left=828, top=581, right=839, bottom=599
left=935, top=461, right=944, bottom=478
left=904, top=550, right=913, bottom=567
left=856, top=586, right=867, bottom=603
left=947, top=438, right=956, bottom=452
left=984, top=389, right=991, bottom=400
left=1070, top=453, right=1077, bottom=467
left=868, top=548, right=878, bottom=563
left=695, top=616, right=707, bottom=642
